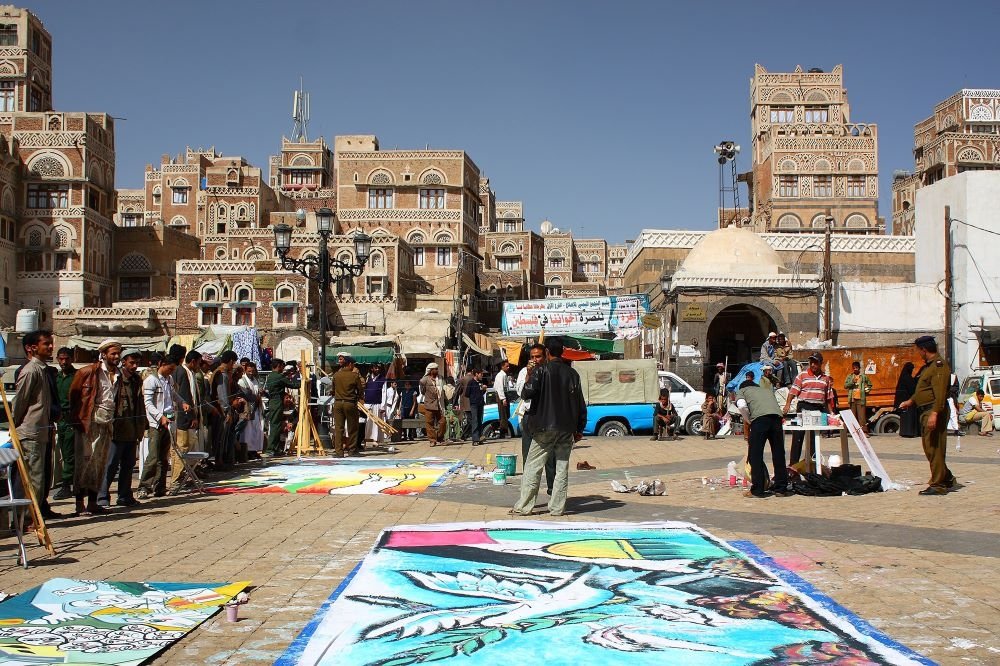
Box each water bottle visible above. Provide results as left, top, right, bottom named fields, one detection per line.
left=164, top=407, right=176, bottom=422
left=727, top=461, right=737, bottom=487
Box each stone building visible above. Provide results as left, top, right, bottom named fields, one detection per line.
left=112, top=221, right=200, bottom=302
left=478, top=200, right=544, bottom=329
left=607, top=244, right=628, bottom=294
left=0, top=5, right=117, bottom=329
left=538, top=220, right=610, bottom=298
left=891, top=89, right=1000, bottom=235
left=748, top=64, right=881, bottom=234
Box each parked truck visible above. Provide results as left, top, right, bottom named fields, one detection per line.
left=957, top=367, right=1000, bottom=432
left=481, top=359, right=707, bottom=438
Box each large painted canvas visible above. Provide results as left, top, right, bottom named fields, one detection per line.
left=206, top=458, right=460, bottom=496
left=0, top=578, right=249, bottom=665
left=278, top=521, right=931, bottom=666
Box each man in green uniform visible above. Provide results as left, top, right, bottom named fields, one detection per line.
left=898, top=335, right=956, bottom=495
left=264, top=358, right=299, bottom=457
left=53, top=347, right=77, bottom=499
left=332, top=355, right=365, bottom=458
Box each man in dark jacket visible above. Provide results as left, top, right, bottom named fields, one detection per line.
left=512, top=339, right=586, bottom=517
left=53, top=347, right=77, bottom=500
left=465, top=368, right=486, bottom=445
left=98, top=350, right=145, bottom=507
left=171, top=350, right=203, bottom=490
left=264, top=358, right=300, bottom=457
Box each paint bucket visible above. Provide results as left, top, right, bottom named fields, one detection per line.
left=492, top=469, right=507, bottom=485
left=225, top=602, right=239, bottom=622
left=820, top=413, right=829, bottom=426
left=496, top=454, right=517, bottom=477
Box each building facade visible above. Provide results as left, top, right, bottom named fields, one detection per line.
left=892, top=89, right=1000, bottom=235
left=479, top=200, right=544, bottom=329
left=748, top=64, right=881, bottom=234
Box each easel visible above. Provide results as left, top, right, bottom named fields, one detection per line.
left=0, top=382, right=57, bottom=556
left=295, top=350, right=327, bottom=458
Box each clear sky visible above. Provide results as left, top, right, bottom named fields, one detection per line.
left=32, top=0, right=999, bottom=242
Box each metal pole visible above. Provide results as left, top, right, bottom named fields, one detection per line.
left=823, top=212, right=833, bottom=341
left=317, top=231, right=331, bottom=452
left=944, top=205, right=953, bottom=368
left=455, top=250, right=464, bottom=374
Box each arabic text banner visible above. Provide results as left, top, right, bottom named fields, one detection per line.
left=501, top=295, right=649, bottom=338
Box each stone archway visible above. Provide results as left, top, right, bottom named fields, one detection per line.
left=703, top=297, right=787, bottom=389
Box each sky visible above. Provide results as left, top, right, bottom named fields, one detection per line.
left=31, top=0, right=1000, bottom=243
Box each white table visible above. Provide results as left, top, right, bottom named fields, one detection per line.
left=783, top=423, right=846, bottom=473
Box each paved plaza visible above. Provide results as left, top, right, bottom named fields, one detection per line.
left=1, top=431, right=998, bottom=665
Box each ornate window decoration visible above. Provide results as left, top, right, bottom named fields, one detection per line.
left=434, top=231, right=453, bottom=243
left=420, top=169, right=445, bottom=185
left=119, top=252, right=152, bottom=273
left=275, top=284, right=295, bottom=301
left=814, top=158, right=832, bottom=172
left=407, top=230, right=425, bottom=244
left=30, top=155, right=65, bottom=177
left=969, top=105, right=992, bottom=122
left=846, top=158, right=866, bottom=172
left=214, top=247, right=227, bottom=259
left=170, top=215, right=188, bottom=227
left=27, top=228, right=43, bottom=247
left=244, top=248, right=267, bottom=262
left=498, top=242, right=517, bottom=255
left=776, top=214, right=801, bottom=229
left=233, top=285, right=253, bottom=303
left=805, top=89, right=829, bottom=103
left=957, top=147, right=985, bottom=162
left=370, top=227, right=391, bottom=237
left=217, top=204, right=228, bottom=218
left=201, top=284, right=220, bottom=302
left=368, top=250, right=386, bottom=273
left=291, top=154, right=314, bottom=167
left=152, top=186, right=161, bottom=205
left=810, top=214, right=831, bottom=228
left=778, top=159, right=797, bottom=172
left=845, top=214, right=868, bottom=229
left=369, top=170, right=393, bottom=185
left=54, top=227, right=70, bottom=249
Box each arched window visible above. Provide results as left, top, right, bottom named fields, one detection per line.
left=152, top=186, right=161, bottom=205
left=407, top=231, right=425, bottom=244
left=844, top=213, right=868, bottom=229
left=234, top=285, right=252, bottom=302
left=811, top=214, right=832, bottom=229
left=202, top=285, right=219, bottom=301
left=244, top=248, right=266, bottom=262
left=217, top=204, right=227, bottom=218
left=776, top=214, right=801, bottom=230
left=434, top=231, right=453, bottom=243
left=276, top=284, right=295, bottom=301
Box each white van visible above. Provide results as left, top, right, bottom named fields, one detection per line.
left=658, top=371, right=708, bottom=435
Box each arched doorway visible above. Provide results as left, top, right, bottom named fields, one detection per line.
left=704, top=304, right=777, bottom=389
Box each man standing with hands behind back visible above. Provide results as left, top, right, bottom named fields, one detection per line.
left=898, top=336, right=956, bottom=495
left=512, top=339, right=586, bottom=517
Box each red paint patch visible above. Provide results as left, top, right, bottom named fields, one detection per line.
left=771, top=556, right=817, bottom=573
left=385, top=529, right=498, bottom=548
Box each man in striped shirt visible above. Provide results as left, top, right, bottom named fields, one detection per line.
left=782, top=352, right=835, bottom=465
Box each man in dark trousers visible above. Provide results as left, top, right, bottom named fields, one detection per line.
left=465, top=368, right=486, bottom=445
left=171, top=350, right=203, bottom=490
left=210, top=350, right=239, bottom=468
left=736, top=377, right=790, bottom=498
left=99, top=349, right=145, bottom=507
left=332, top=355, right=365, bottom=457
left=264, top=358, right=299, bottom=457
left=898, top=336, right=956, bottom=495
left=52, top=347, right=77, bottom=500
left=512, top=339, right=586, bottom=517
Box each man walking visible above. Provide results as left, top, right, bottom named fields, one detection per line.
left=210, top=350, right=238, bottom=469
left=512, top=339, right=586, bottom=517
left=99, top=349, right=145, bottom=507
left=516, top=344, right=555, bottom=492
left=52, top=347, right=77, bottom=500
left=138, top=353, right=185, bottom=499
left=454, top=368, right=474, bottom=441
left=332, top=355, right=364, bottom=457
left=736, top=377, right=790, bottom=498
left=782, top=352, right=835, bottom=464
left=171, top=350, right=204, bottom=490
left=845, top=361, right=872, bottom=433
left=12, top=330, right=61, bottom=519
left=68, top=339, right=124, bottom=515
left=419, top=363, right=445, bottom=447
left=264, top=358, right=300, bottom=457
left=493, top=360, right=513, bottom=435
left=899, top=336, right=956, bottom=495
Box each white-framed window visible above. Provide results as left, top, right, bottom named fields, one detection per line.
left=273, top=285, right=297, bottom=326
left=814, top=175, right=832, bottom=197
left=770, top=106, right=794, bottom=123
left=419, top=188, right=445, bottom=209
left=436, top=247, right=451, bottom=266
left=502, top=221, right=518, bottom=232
left=971, top=124, right=998, bottom=134
left=414, top=247, right=424, bottom=266
left=152, top=186, right=161, bottom=205
left=804, top=108, right=828, bottom=123
left=27, top=183, right=69, bottom=208
left=234, top=286, right=252, bottom=302
left=368, top=188, right=393, bottom=209
left=119, top=276, right=151, bottom=300
left=847, top=175, right=865, bottom=197
left=0, top=81, right=14, bottom=112
left=122, top=212, right=142, bottom=227
left=545, top=285, right=563, bottom=297
left=548, top=256, right=564, bottom=269
left=234, top=306, right=254, bottom=326
left=0, top=24, right=16, bottom=47
left=200, top=306, right=219, bottom=327
left=778, top=175, right=798, bottom=197
left=498, top=257, right=520, bottom=271
left=287, top=170, right=314, bottom=185
left=172, top=187, right=188, bottom=204
left=275, top=305, right=295, bottom=324
left=366, top=276, right=389, bottom=296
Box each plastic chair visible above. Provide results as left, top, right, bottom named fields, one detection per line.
left=0, top=448, right=33, bottom=568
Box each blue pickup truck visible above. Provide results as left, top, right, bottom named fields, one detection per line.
left=480, top=359, right=706, bottom=438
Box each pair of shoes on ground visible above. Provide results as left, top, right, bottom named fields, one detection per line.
left=576, top=461, right=596, bottom=470
left=918, top=486, right=948, bottom=495
left=52, top=486, right=73, bottom=500
left=116, top=497, right=140, bottom=507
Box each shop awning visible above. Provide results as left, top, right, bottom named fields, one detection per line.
left=566, top=334, right=619, bottom=354
left=68, top=335, right=169, bottom=352
left=325, top=345, right=396, bottom=364
left=462, top=333, right=492, bottom=356
left=562, top=348, right=597, bottom=362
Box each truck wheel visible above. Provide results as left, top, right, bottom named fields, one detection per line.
left=684, top=412, right=703, bottom=436
left=874, top=414, right=900, bottom=436
left=481, top=422, right=503, bottom=440
left=597, top=420, right=629, bottom=437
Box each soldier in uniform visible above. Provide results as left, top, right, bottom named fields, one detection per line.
left=898, top=335, right=956, bottom=495
left=264, top=358, right=300, bottom=457
left=332, top=354, right=365, bottom=457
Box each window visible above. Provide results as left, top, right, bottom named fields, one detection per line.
left=436, top=247, right=451, bottom=266
left=770, top=106, right=794, bottom=123
left=152, top=187, right=161, bottom=205
left=414, top=247, right=424, bottom=266
left=814, top=175, right=832, bottom=197
left=502, top=221, right=518, bottom=232
left=0, top=81, right=13, bottom=112
left=847, top=175, right=865, bottom=197
left=287, top=170, right=314, bottom=185
left=336, top=275, right=354, bottom=295
left=172, top=188, right=188, bottom=204
left=234, top=286, right=252, bottom=302
left=498, top=257, right=520, bottom=271
left=2, top=286, right=7, bottom=305
left=119, top=277, right=151, bottom=300
left=275, top=305, right=295, bottom=324
left=971, top=124, right=997, bottom=134
left=122, top=213, right=142, bottom=227
left=234, top=307, right=254, bottom=326
left=778, top=175, right=798, bottom=197
left=27, top=183, right=69, bottom=209
left=54, top=253, right=68, bottom=271
left=419, top=188, right=445, bottom=209
left=366, top=276, right=388, bottom=296
left=548, top=257, right=565, bottom=269
left=0, top=24, right=16, bottom=46
left=368, top=188, right=393, bottom=209
left=198, top=306, right=218, bottom=326
left=804, top=108, right=828, bottom=123
left=29, top=87, right=41, bottom=112
left=545, top=285, right=562, bottom=297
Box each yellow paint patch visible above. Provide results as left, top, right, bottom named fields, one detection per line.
left=546, top=539, right=643, bottom=560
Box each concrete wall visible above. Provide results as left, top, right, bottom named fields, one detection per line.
left=835, top=282, right=944, bottom=334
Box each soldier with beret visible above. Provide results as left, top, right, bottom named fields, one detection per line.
left=898, top=336, right=956, bottom=495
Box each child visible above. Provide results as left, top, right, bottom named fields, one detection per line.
left=701, top=390, right=723, bottom=440
left=652, top=391, right=679, bottom=441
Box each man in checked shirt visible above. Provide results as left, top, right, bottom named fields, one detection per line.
left=782, top=351, right=835, bottom=465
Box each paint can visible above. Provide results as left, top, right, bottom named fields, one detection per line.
left=496, top=454, right=517, bottom=477
left=492, top=469, right=507, bottom=485
left=225, top=602, right=239, bottom=622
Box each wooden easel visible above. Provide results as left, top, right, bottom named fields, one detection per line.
left=295, top=350, right=327, bottom=458
left=0, top=382, right=57, bottom=556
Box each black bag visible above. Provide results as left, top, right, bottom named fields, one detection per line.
left=792, top=471, right=882, bottom=496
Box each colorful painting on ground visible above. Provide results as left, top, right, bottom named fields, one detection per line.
left=206, top=458, right=460, bottom=496
left=0, top=578, right=249, bottom=665
left=277, top=521, right=931, bottom=666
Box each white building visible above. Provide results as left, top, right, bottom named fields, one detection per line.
left=915, top=171, right=1000, bottom=374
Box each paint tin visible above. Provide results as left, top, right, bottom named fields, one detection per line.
left=225, top=602, right=239, bottom=622
left=492, top=469, right=507, bottom=485
left=496, top=454, right=517, bottom=477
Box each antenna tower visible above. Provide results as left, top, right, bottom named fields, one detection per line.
left=291, top=77, right=310, bottom=142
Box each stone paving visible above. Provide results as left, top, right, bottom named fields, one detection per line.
left=1, top=431, right=998, bottom=665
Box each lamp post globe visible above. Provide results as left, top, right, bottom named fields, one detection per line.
left=273, top=223, right=292, bottom=254
left=353, top=232, right=372, bottom=264
left=316, top=207, right=334, bottom=234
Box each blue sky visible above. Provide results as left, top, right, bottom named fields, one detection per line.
left=33, top=0, right=999, bottom=242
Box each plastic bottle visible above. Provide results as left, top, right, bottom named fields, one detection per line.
left=727, top=461, right=737, bottom=487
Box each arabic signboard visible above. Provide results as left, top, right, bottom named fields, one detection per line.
left=501, top=295, right=650, bottom=340
left=252, top=276, right=277, bottom=289
left=680, top=302, right=707, bottom=322
left=641, top=313, right=662, bottom=329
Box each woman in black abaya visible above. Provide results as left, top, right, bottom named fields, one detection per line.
left=894, top=362, right=920, bottom=438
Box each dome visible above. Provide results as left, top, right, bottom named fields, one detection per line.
left=676, top=225, right=787, bottom=276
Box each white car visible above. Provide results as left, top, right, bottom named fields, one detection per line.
left=657, top=371, right=708, bottom=435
